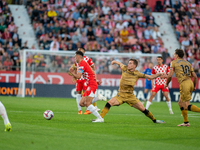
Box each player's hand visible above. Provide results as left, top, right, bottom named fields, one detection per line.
left=72, top=77, right=77, bottom=84
left=97, top=80, right=102, bottom=85
left=69, top=67, right=74, bottom=73
left=111, top=60, right=117, bottom=65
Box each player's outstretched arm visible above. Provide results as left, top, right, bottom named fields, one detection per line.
left=165, top=69, right=173, bottom=88
left=145, top=73, right=162, bottom=80
left=191, top=71, right=197, bottom=91
left=111, top=60, right=124, bottom=68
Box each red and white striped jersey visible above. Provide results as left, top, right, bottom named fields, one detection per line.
left=152, top=64, right=169, bottom=85
left=75, top=56, right=94, bottom=81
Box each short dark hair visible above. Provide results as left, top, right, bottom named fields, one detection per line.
left=175, top=48, right=184, bottom=58
left=129, top=58, right=138, bottom=67
left=78, top=47, right=85, bottom=51
left=75, top=51, right=83, bottom=57
left=157, top=56, right=163, bottom=59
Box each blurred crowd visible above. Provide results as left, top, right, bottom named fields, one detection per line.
left=0, top=0, right=199, bottom=76
left=167, top=0, right=200, bottom=75
left=0, top=0, right=23, bottom=71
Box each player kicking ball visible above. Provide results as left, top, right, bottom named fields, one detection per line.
left=145, top=56, right=173, bottom=114
left=0, top=101, right=11, bottom=131
left=93, top=59, right=165, bottom=123
left=69, top=51, right=104, bottom=122
left=165, top=49, right=199, bottom=127
left=69, top=48, right=105, bottom=115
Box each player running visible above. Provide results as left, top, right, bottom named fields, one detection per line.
left=0, top=101, right=11, bottom=131
left=165, top=49, right=199, bottom=127
left=145, top=56, right=173, bottom=114
left=93, top=59, right=165, bottom=123
left=69, top=51, right=104, bottom=122
left=143, top=62, right=153, bottom=104
left=69, top=48, right=105, bottom=115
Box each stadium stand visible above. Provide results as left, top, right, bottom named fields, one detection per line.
left=0, top=0, right=199, bottom=76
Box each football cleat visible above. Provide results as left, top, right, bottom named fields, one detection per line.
left=84, top=110, right=91, bottom=115
left=169, top=110, right=174, bottom=114
left=78, top=110, right=82, bottom=114
left=5, top=123, right=12, bottom=132
left=91, top=118, right=104, bottom=123
left=97, top=94, right=107, bottom=101
left=155, top=120, right=165, bottom=124
left=177, top=123, right=190, bottom=127
left=95, top=106, right=101, bottom=112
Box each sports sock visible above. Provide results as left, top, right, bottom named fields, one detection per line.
left=142, top=109, right=156, bottom=122
left=166, top=101, right=172, bottom=111
left=145, top=101, right=151, bottom=109
left=76, top=94, right=82, bottom=111
left=93, top=102, right=97, bottom=106
left=180, top=107, right=188, bottom=123
left=0, top=101, right=10, bottom=125
left=188, top=105, right=200, bottom=113
left=100, top=102, right=111, bottom=118
left=87, top=104, right=102, bottom=119
left=144, top=93, right=147, bottom=99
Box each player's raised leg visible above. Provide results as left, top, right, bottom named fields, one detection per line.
left=163, top=92, right=173, bottom=114
left=132, top=101, right=165, bottom=123
left=146, top=92, right=156, bottom=109
left=100, top=97, right=120, bottom=119
left=0, top=101, right=11, bottom=131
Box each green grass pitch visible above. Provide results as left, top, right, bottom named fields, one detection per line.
left=0, top=96, right=200, bottom=150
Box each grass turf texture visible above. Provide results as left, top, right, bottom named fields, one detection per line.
left=0, top=96, right=200, bottom=150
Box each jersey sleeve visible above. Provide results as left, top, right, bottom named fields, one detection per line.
left=77, top=63, right=85, bottom=74
left=137, top=71, right=145, bottom=78
left=121, top=65, right=127, bottom=71
left=170, top=61, right=175, bottom=70
left=88, top=57, right=94, bottom=66
left=152, top=67, right=155, bottom=74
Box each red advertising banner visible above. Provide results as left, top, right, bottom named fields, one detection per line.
left=0, top=71, right=199, bottom=89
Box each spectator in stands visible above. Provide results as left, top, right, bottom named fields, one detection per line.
left=72, top=8, right=80, bottom=20
left=3, top=57, right=12, bottom=71
left=158, top=43, right=166, bottom=54
left=2, top=28, right=11, bottom=41
left=11, top=51, right=19, bottom=71
left=120, top=27, right=129, bottom=44
left=152, top=26, right=161, bottom=40
left=181, top=36, right=190, bottom=50
left=50, top=38, right=59, bottom=51
left=105, top=34, right=113, bottom=47
left=72, top=31, right=80, bottom=44
left=87, top=26, right=95, bottom=41
left=144, top=26, right=153, bottom=40
left=143, top=5, right=152, bottom=17
left=7, top=21, right=16, bottom=34
left=162, top=48, right=170, bottom=63
left=31, top=6, right=40, bottom=23
left=13, top=43, right=20, bottom=52
left=108, top=45, right=118, bottom=53
left=47, top=6, right=57, bottom=18
left=36, top=23, right=45, bottom=37
left=102, top=2, right=110, bottom=15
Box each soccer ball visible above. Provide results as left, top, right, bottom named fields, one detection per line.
left=43, top=110, right=54, bottom=120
